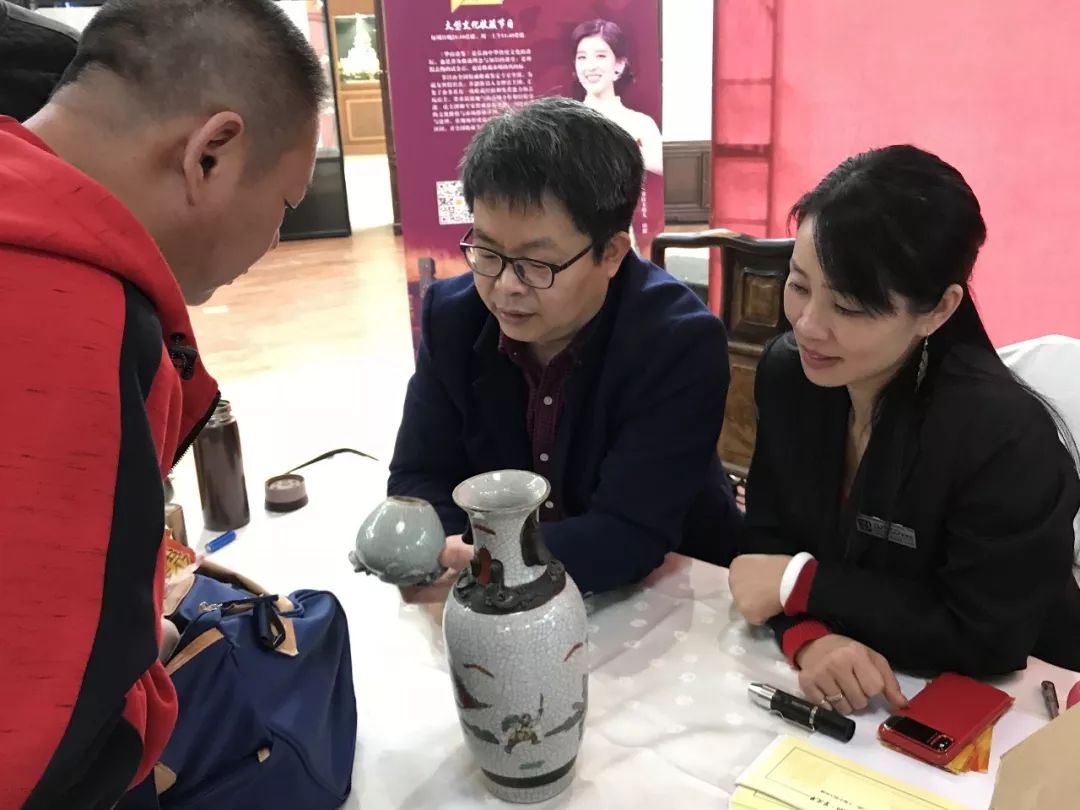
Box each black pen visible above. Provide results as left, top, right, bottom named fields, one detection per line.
left=749, top=682, right=856, bottom=743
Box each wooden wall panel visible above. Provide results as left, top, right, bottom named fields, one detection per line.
left=663, top=141, right=710, bottom=224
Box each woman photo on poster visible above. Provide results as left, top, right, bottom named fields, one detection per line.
left=572, top=18, right=663, bottom=176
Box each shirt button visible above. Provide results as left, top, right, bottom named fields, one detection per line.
left=545, top=501, right=555, bottom=510
left=539, top=453, right=550, bottom=462
left=543, top=396, right=553, bottom=406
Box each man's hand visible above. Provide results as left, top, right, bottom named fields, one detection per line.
left=438, top=533, right=474, bottom=570
left=729, top=553, right=791, bottom=625
left=795, top=634, right=909, bottom=715
left=399, top=534, right=474, bottom=604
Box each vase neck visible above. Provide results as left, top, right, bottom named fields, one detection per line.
left=468, top=508, right=550, bottom=589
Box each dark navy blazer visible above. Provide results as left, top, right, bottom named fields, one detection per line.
left=387, top=251, right=739, bottom=594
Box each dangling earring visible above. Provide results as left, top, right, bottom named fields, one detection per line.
left=915, top=336, right=929, bottom=391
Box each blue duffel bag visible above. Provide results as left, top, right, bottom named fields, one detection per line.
left=122, top=563, right=357, bottom=810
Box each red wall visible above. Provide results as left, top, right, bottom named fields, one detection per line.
left=768, top=0, right=1080, bottom=345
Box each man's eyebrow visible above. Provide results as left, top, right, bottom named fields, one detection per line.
left=472, top=230, right=558, bottom=253
left=515, top=237, right=558, bottom=252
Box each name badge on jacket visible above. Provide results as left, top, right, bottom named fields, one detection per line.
left=856, top=514, right=917, bottom=549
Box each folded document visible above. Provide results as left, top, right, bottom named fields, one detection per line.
left=733, top=736, right=966, bottom=810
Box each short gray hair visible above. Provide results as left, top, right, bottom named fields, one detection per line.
left=57, top=0, right=329, bottom=166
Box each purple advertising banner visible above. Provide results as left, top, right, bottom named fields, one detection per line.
left=382, top=0, right=664, bottom=350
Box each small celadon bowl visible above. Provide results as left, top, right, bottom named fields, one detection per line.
left=350, top=496, right=446, bottom=586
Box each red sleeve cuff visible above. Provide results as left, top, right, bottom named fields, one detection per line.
left=781, top=619, right=831, bottom=665
left=783, top=559, right=819, bottom=616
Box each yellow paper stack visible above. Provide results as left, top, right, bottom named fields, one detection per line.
left=732, top=736, right=967, bottom=810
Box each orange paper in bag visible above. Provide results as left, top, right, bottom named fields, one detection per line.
left=164, top=530, right=198, bottom=581
left=944, top=724, right=993, bottom=774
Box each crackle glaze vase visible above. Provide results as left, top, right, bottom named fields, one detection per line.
left=350, top=496, right=445, bottom=586
left=443, top=470, right=588, bottom=803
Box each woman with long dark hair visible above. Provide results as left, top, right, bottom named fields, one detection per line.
left=571, top=19, right=662, bottom=175
left=729, top=145, right=1080, bottom=715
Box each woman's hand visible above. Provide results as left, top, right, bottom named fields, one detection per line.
left=796, top=634, right=909, bottom=715
left=729, top=554, right=791, bottom=625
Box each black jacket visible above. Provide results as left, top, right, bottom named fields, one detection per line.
left=742, top=333, right=1080, bottom=675
left=388, top=252, right=740, bottom=594
left=0, top=1, right=78, bottom=121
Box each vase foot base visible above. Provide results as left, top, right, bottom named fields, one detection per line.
left=482, top=760, right=575, bottom=804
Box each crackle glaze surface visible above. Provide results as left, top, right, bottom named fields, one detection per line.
left=444, top=577, right=588, bottom=803
left=352, top=496, right=445, bottom=585
left=445, top=470, right=589, bottom=803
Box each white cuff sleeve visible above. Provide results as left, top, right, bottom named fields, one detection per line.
left=779, top=552, right=816, bottom=608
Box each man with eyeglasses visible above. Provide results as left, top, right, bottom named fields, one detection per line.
left=388, top=97, right=739, bottom=599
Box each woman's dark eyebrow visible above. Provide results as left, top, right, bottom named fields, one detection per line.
left=790, top=258, right=843, bottom=292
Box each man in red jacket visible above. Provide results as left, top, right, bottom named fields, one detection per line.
left=0, top=1, right=327, bottom=807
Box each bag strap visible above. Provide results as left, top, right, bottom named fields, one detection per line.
left=165, top=627, right=224, bottom=675
left=193, top=559, right=295, bottom=612
left=195, top=595, right=289, bottom=652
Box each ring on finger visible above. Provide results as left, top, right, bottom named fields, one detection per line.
left=825, top=693, right=844, bottom=704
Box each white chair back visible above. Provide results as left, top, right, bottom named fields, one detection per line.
left=998, top=335, right=1080, bottom=558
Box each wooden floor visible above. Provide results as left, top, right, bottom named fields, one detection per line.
left=187, top=216, right=716, bottom=386
left=188, top=225, right=412, bottom=383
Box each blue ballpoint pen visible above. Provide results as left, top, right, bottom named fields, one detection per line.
left=206, top=530, right=237, bottom=553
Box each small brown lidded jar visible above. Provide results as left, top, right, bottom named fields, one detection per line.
left=264, top=473, right=309, bottom=514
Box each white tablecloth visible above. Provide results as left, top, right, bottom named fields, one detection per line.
left=170, top=425, right=1077, bottom=810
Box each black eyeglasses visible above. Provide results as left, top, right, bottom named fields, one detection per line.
left=459, top=228, right=593, bottom=290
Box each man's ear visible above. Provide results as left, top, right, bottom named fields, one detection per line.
left=180, top=111, right=247, bottom=205
left=602, top=231, right=632, bottom=278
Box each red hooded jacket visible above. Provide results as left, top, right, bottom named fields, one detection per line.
left=0, top=118, right=219, bottom=808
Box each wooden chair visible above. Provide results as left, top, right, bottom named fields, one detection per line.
left=651, top=230, right=794, bottom=481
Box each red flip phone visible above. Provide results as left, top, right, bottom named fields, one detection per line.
left=878, top=672, right=1013, bottom=767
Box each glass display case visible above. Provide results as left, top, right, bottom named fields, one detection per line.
left=278, top=0, right=352, bottom=240
left=334, top=12, right=380, bottom=83
left=327, top=0, right=388, bottom=156
left=27, top=0, right=351, bottom=241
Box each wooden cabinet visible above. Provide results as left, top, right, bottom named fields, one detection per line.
left=339, top=79, right=387, bottom=155
left=651, top=230, right=793, bottom=478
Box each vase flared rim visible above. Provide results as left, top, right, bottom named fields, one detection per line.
left=452, top=469, right=550, bottom=513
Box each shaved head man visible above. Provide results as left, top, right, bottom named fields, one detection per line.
left=0, top=2, right=328, bottom=807
left=28, top=0, right=328, bottom=303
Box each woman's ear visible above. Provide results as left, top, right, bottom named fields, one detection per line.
left=614, top=57, right=628, bottom=79
left=924, top=283, right=965, bottom=336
